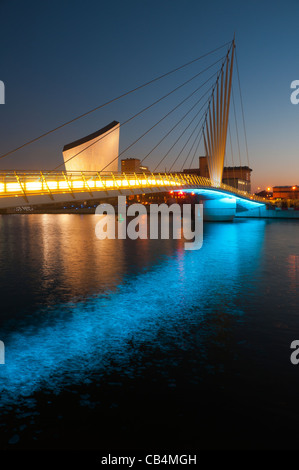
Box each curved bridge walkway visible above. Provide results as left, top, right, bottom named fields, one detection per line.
left=0, top=170, right=269, bottom=210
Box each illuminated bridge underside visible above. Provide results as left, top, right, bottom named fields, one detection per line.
left=0, top=172, right=267, bottom=218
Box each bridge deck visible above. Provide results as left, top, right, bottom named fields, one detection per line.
left=0, top=171, right=269, bottom=209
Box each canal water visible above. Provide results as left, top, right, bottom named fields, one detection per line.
left=0, top=214, right=298, bottom=450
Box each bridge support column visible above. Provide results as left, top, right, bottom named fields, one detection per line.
left=203, top=197, right=236, bottom=222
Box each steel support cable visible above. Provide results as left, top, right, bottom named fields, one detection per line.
left=208, top=95, right=217, bottom=182
left=189, top=97, right=210, bottom=171
left=199, top=91, right=215, bottom=178
left=204, top=120, right=214, bottom=181
left=216, top=71, right=220, bottom=175
left=206, top=43, right=234, bottom=184
left=146, top=49, right=232, bottom=174
left=168, top=116, right=204, bottom=172
left=221, top=53, right=230, bottom=180
left=211, top=89, right=218, bottom=181
left=211, top=48, right=231, bottom=184
left=210, top=52, right=229, bottom=183
left=222, top=43, right=235, bottom=182
left=55, top=61, right=223, bottom=171
left=189, top=129, right=204, bottom=170
left=235, top=47, right=250, bottom=167
left=180, top=119, right=204, bottom=171
left=97, top=80, right=217, bottom=173
left=168, top=112, right=206, bottom=172
left=140, top=88, right=212, bottom=169
left=231, top=85, right=242, bottom=179
left=222, top=121, right=229, bottom=183
left=204, top=87, right=216, bottom=182
left=219, top=67, right=224, bottom=177
left=0, top=41, right=231, bottom=161
left=153, top=95, right=210, bottom=172
left=206, top=57, right=227, bottom=183
left=203, top=59, right=226, bottom=182
left=228, top=120, right=236, bottom=186
left=211, top=81, right=219, bottom=183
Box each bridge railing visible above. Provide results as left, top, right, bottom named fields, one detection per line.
left=0, top=171, right=270, bottom=204
left=0, top=171, right=183, bottom=199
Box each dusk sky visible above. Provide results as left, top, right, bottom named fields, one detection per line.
left=0, top=0, right=299, bottom=191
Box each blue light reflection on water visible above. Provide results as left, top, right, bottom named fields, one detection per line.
left=0, top=217, right=266, bottom=407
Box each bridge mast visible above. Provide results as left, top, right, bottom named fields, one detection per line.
left=204, top=39, right=235, bottom=186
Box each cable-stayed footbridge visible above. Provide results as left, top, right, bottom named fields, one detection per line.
left=0, top=38, right=271, bottom=220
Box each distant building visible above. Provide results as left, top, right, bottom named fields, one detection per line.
left=182, top=168, right=200, bottom=175
left=121, top=158, right=150, bottom=174
left=139, top=165, right=150, bottom=174
left=182, top=156, right=208, bottom=177
left=62, top=121, right=120, bottom=173
left=255, top=189, right=273, bottom=199
left=273, top=186, right=299, bottom=199
left=121, top=158, right=140, bottom=172
left=199, top=156, right=209, bottom=178
left=222, top=166, right=252, bottom=192
left=183, top=156, right=252, bottom=192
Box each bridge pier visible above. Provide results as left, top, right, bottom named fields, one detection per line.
left=202, top=197, right=236, bottom=222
